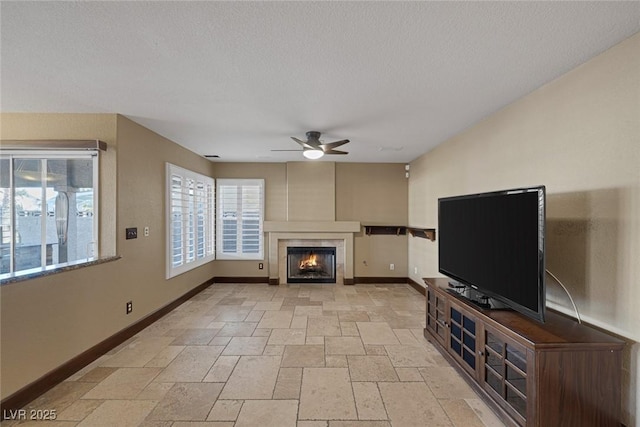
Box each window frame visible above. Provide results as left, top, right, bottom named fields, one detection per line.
left=165, top=163, right=215, bottom=279
left=0, top=150, right=100, bottom=277
left=216, top=178, right=265, bottom=260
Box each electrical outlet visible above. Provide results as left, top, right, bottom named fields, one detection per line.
left=414, top=267, right=418, bottom=274
left=144, top=226, right=149, bottom=237
left=126, top=301, right=133, bottom=314
left=258, top=262, right=264, bottom=270
left=126, top=228, right=137, bottom=240
left=390, top=263, right=395, bottom=271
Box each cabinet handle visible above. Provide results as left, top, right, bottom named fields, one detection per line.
left=478, top=350, right=484, bottom=357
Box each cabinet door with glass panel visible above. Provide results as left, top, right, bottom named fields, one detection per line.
left=481, top=324, right=531, bottom=425
left=447, top=300, right=481, bottom=379
left=425, top=284, right=448, bottom=347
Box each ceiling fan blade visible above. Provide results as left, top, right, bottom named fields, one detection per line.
left=324, top=149, right=349, bottom=155
left=291, top=137, right=316, bottom=150
left=322, top=139, right=349, bottom=150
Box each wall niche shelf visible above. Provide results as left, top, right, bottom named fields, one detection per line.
left=407, top=227, right=436, bottom=241
left=363, top=225, right=435, bottom=241
left=363, top=225, right=406, bottom=236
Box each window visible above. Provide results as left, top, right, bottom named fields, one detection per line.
left=166, top=163, right=215, bottom=278
left=216, top=179, right=264, bottom=260
left=0, top=152, right=99, bottom=276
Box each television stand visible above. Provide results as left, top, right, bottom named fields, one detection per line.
left=424, top=277, right=623, bottom=426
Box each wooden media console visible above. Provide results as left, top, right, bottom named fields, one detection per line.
left=423, top=277, right=624, bottom=426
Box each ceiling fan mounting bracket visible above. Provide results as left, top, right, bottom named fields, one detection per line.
left=306, top=131, right=321, bottom=140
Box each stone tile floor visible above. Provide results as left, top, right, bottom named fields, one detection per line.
left=4, top=283, right=505, bottom=427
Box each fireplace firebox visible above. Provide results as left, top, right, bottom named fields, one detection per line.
left=287, top=246, right=336, bottom=283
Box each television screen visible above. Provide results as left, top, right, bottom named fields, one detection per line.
left=438, top=186, right=545, bottom=322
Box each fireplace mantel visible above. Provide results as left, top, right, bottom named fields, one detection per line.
left=264, top=221, right=360, bottom=233
left=265, top=221, right=360, bottom=285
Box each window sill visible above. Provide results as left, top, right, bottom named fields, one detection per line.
left=0, top=256, right=122, bottom=286
left=215, top=255, right=264, bottom=261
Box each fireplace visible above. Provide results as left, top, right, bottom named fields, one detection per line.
left=266, top=226, right=358, bottom=285
left=287, top=246, right=336, bottom=283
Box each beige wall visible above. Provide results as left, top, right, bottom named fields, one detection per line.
left=0, top=113, right=118, bottom=257
left=336, top=163, right=408, bottom=277
left=213, top=162, right=288, bottom=222
left=0, top=114, right=217, bottom=400
left=286, top=161, right=336, bottom=221
left=211, top=162, right=409, bottom=279
left=408, top=34, right=640, bottom=425
left=115, top=115, right=217, bottom=311
left=211, top=162, right=287, bottom=277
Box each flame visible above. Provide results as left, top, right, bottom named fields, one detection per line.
left=300, top=254, right=318, bottom=269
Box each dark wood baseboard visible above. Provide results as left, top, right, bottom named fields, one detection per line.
left=266, top=278, right=357, bottom=286
left=267, top=278, right=357, bottom=286
left=352, top=276, right=426, bottom=295
left=407, top=277, right=427, bottom=296
left=0, top=277, right=215, bottom=417
left=351, top=277, right=425, bottom=295
left=263, top=276, right=424, bottom=293
left=200, top=276, right=424, bottom=292
left=349, top=277, right=426, bottom=295
left=213, top=276, right=269, bottom=283
left=354, top=277, right=408, bottom=284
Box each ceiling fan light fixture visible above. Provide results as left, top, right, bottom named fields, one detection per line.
left=303, top=149, right=324, bottom=160
left=277, top=131, right=348, bottom=158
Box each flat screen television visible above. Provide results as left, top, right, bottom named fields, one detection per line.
left=438, top=186, right=546, bottom=323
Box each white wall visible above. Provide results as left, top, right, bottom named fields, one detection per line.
left=408, top=33, right=639, bottom=426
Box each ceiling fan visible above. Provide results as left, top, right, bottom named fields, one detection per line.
left=271, top=131, right=349, bottom=159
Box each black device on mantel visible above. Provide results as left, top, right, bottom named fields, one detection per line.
left=438, top=186, right=546, bottom=323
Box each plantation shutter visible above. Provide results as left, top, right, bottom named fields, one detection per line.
left=216, top=179, right=264, bottom=260
left=170, top=173, right=185, bottom=268
left=166, top=163, right=215, bottom=278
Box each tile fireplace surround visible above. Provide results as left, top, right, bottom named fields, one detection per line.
left=264, top=221, right=360, bottom=285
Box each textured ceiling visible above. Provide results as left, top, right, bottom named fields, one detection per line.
left=2, top=2, right=639, bottom=163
